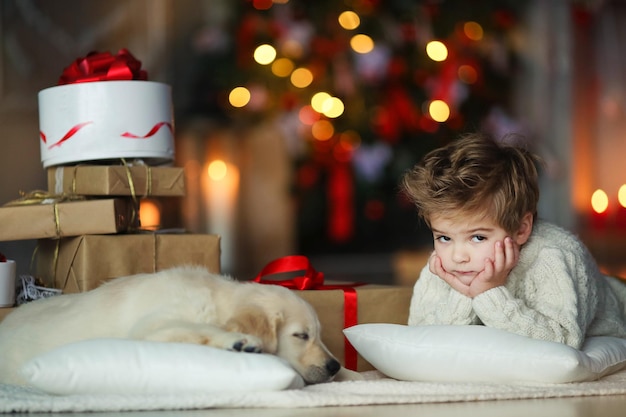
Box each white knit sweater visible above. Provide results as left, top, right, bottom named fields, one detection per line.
left=408, top=220, right=626, bottom=349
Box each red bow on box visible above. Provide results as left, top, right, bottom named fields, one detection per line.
left=253, top=255, right=364, bottom=370
left=58, top=49, right=148, bottom=85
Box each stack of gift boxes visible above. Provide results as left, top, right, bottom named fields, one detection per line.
left=0, top=50, right=221, bottom=312
left=0, top=50, right=413, bottom=372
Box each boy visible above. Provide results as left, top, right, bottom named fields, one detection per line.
left=401, top=133, right=626, bottom=349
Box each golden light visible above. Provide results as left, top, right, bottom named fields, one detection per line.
left=322, top=97, right=345, bottom=118
left=618, top=184, right=626, bottom=208
left=591, top=189, right=609, bottom=214
left=464, top=21, right=484, bottom=41
left=311, top=92, right=332, bottom=113
left=428, top=100, right=450, bottom=122
left=338, top=11, right=360, bottom=30
left=290, top=67, right=313, bottom=88
left=253, top=44, right=277, bottom=65
left=458, top=64, right=478, bottom=84
left=271, top=57, right=294, bottom=77
left=311, top=120, right=334, bottom=141
left=139, top=199, right=161, bottom=229
left=350, top=34, right=374, bottom=54
left=426, top=40, right=448, bottom=62
left=208, top=160, right=228, bottom=181
left=228, top=86, right=251, bottom=108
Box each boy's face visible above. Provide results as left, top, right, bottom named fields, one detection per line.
left=429, top=212, right=515, bottom=286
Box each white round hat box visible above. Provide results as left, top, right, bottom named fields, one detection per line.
left=38, top=80, right=175, bottom=168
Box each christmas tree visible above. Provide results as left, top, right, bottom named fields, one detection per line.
left=182, top=0, right=525, bottom=254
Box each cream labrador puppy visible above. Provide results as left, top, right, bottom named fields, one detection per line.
left=0, top=266, right=342, bottom=386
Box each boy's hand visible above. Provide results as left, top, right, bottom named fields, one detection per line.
left=429, top=237, right=519, bottom=298
left=470, top=237, right=519, bottom=297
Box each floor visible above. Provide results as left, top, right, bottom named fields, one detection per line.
left=8, top=394, right=626, bottom=417
left=4, top=227, right=626, bottom=417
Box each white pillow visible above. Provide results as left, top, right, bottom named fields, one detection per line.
left=20, top=339, right=304, bottom=395
left=344, top=324, right=626, bottom=384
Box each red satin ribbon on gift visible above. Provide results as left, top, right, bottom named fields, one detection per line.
left=58, top=49, right=148, bottom=85
left=253, top=255, right=364, bottom=371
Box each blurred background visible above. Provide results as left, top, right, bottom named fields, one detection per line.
left=1, top=0, right=625, bottom=285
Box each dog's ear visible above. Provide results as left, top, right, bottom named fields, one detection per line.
left=224, top=306, right=283, bottom=353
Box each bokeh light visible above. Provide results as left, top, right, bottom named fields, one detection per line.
left=339, top=130, right=362, bottom=150
left=253, top=44, right=277, bottom=65
left=338, top=11, right=360, bottom=30
left=228, top=87, right=251, bottom=108
left=290, top=67, right=313, bottom=88
left=464, top=21, right=484, bottom=41
left=458, top=65, right=478, bottom=84
left=428, top=100, right=450, bottom=122
left=208, top=160, right=228, bottom=181
left=271, top=58, right=295, bottom=77
left=311, top=120, right=334, bottom=141
left=322, top=97, right=345, bottom=118
left=299, top=105, right=320, bottom=125
left=350, top=34, right=374, bottom=54
left=618, top=184, right=626, bottom=208
left=281, top=39, right=304, bottom=58
left=426, top=41, right=448, bottom=62
left=591, top=189, right=609, bottom=214
left=311, top=92, right=332, bottom=113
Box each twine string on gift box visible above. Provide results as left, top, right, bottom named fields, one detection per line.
left=253, top=255, right=365, bottom=371
left=4, top=191, right=85, bottom=291
left=4, top=190, right=145, bottom=292
left=120, top=158, right=140, bottom=227
left=2, top=190, right=86, bottom=207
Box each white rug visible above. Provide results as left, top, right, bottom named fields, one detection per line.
left=2, top=370, right=626, bottom=413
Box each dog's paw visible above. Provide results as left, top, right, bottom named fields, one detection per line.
left=220, top=332, right=264, bottom=353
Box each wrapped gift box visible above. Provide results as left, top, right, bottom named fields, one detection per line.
left=0, top=199, right=138, bottom=241
left=39, top=80, right=174, bottom=168
left=39, top=50, right=174, bottom=168
left=47, top=165, right=185, bottom=197
left=34, top=233, right=220, bottom=293
left=295, top=284, right=412, bottom=371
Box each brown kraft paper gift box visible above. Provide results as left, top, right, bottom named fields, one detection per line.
left=34, top=233, right=221, bottom=293
left=47, top=165, right=185, bottom=197
left=295, top=284, right=413, bottom=371
left=0, top=199, right=138, bottom=242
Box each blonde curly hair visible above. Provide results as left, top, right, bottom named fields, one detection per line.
left=401, top=133, right=541, bottom=234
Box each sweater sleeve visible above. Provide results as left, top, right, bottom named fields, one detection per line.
left=471, top=248, right=593, bottom=349
left=408, top=265, right=478, bottom=326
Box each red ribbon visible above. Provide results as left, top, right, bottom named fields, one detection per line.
left=45, top=121, right=94, bottom=149
left=57, top=49, right=148, bottom=85
left=253, top=255, right=363, bottom=371
left=121, top=122, right=174, bottom=139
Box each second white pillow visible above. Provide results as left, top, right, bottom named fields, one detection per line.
left=344, top=323, right=626, bottom=384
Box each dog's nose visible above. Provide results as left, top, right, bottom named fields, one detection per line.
left=326, top=358, right=341, bottom=376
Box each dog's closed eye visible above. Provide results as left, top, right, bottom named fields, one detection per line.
left=293, top=332, right=309, bottom=341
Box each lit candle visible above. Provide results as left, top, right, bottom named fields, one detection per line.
left=203, top=160, right=239, bottom=273
left=139, top=199, right=161, bottom=230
